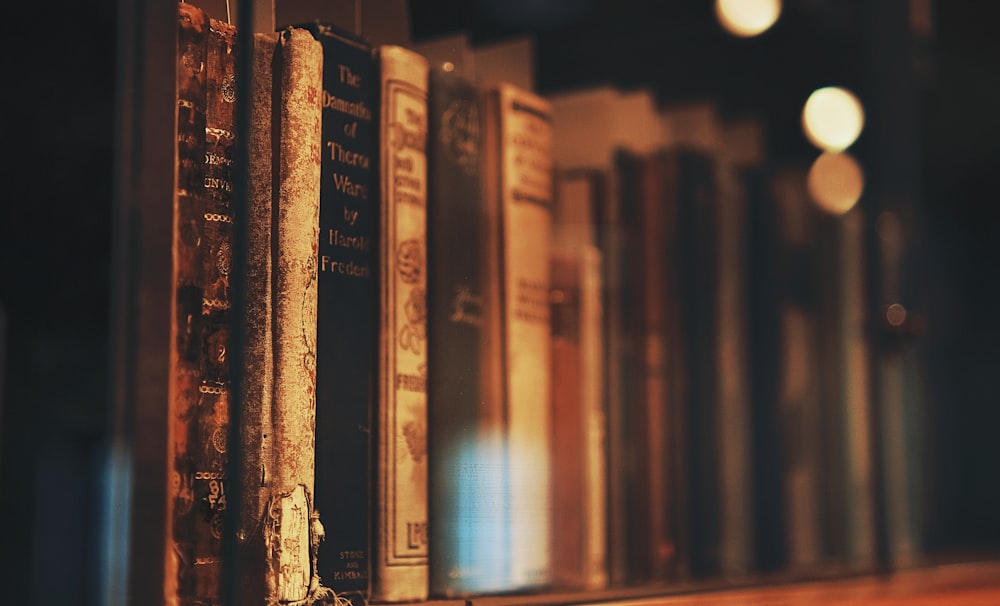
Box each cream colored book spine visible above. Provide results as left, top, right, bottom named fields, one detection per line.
left=485, top=83, right=556, bottom=590
left=372, top=44, right=430, bottom=603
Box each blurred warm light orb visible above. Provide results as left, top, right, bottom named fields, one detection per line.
left=715, top=0, right=782, bottom=37
left=807, top=151, right=864, bottom=215
left=886, top=303, right=907, bottom=327
left=802, top=86, right=865, bottom=151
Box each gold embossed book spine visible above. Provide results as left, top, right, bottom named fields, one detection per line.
left=191, top=17, right=238, bottom=605
left=371, top=44, right=430, bottom=604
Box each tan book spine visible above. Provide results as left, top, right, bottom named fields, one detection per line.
left=268, top=27, right=323, bottom=604
left=244, top=27, right=323, bottom=605
left=372, top=44, right=430, bottom=603
left=578, top=244, right=607, bottom=589
left=485, top=83, right=556, bottom=589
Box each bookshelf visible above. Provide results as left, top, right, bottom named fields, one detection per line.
left=2, top=0, right=1000, bottom=604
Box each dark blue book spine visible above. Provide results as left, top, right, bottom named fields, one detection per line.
left=299, top=22, right=378, bottom=598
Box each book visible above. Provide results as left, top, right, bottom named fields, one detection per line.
left=425, top=63, right=509, bottom=598
left=240, top=30, right=279, bottom=602
left=170, top=2, right=210, bottom=602
left=767, top=165, right=825, bottom=573
left=549, top=171, right=607, bottom=589
left=547, top=84, right=670, bottom=586
left=549, top=160, right=609, bottom=591
left=190, top=16, right=238, bottom=605
left=244, top=27, right=325, bottom=604
left=370, top=44, right=430, bottom=603
left=482, top=82, right=556, bottom=591
left=297, top=20, right=379, bottom=600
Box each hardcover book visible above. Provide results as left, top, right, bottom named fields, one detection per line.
left=189, top=17, right=238, bottom=605
left=482, top=83, right=556, bottom=591
left=370, top=43, right=430, bottom=604
left=296, top=21, right=378, bottom=600
left=171, top=2, right=210, bottom=602
left=425, top=64, right=508, bottom=598
left=547, top=84, right=665, bottom=586
left=549, top=238, right=606, bottom=591
left=244, top=27, right=325, bottom=603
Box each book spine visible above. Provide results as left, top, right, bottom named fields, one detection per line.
left=610, top=149, right=648, bottom=583
left=488, top=84, right=556, bottom=590
left=677, top=151, right=723, bottom=577
left=171, top=2, right=209, bottom=602
left=240, top=30, right=279, bottom=604
left=713, top=156, right=753, bottom=576
left=425, top=67, right=505, bottom=598
left=304, top=22, right=378, bottom=599
left=267, top=27, right=324, bottom=603
left=549, top=172, right=607, bottom=591
left=636, top=152, right=675, bottom=581
left=371, top=44, right=430, bottom=604
left=191, top=18, right=238, bottom=605
left=577, top=244, right=607, bottom=590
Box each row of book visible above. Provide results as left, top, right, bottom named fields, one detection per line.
left=168, top=2, right=893, bottom=604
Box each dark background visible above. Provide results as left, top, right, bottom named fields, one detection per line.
left=1, top=0, right=998, bottom=603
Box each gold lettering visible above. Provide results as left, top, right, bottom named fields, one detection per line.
left=338, top=64, right=361, bottom=88
left=321, top=90, right=372, bottom=120
left=326, top=141, right=371, bottom=169
left=320, top=255, right=371, bottom=279
left=332, top=173, right=369, bottom=199
left=327, top=229, right=370, bottom=251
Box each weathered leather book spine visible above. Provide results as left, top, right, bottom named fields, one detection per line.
left=171, top=2, right=209, bottom=603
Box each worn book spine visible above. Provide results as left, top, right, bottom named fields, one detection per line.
left=426, top=66, right=506, bottom=598
left=269, top=27, right=324, bottom=604
left=190, top=17, right=238, bottom=605
left=370, top=44, right=430, bottom=604
left=241, top=30, right=279, bottom=604
left=171, top=2, right=209, bottom=602
left=243, top=28, right=325, bottom=605
left=299, top=21, right=378, bottom=600
left=484, top=83, right=556, bottom=590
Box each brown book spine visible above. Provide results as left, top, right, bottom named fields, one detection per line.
left=371, top=44, right=430, bottom=603
left=550, top=172, right=608, bottom=591
left=240, top=29, right=279, bottom=605
left=171, top=2, right=209, bottom=602
left=191, top=17, right=238, bottom=605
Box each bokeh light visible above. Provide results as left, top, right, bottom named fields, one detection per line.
left=807, top=151, right=864, bottom=215
left=802, top=86, right=865, bottom=151
left=715, top=0, right=782, bottom=37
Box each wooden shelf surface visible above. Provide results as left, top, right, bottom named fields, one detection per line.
left=416, top=559, right=1000, bottom=606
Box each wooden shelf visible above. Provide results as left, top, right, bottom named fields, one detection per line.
left=414, top=559, right=1000, bottom=606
